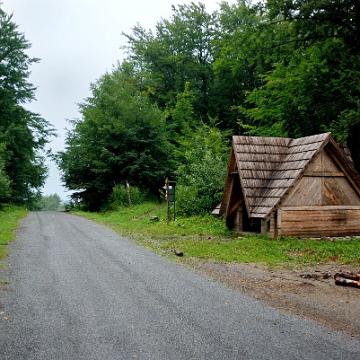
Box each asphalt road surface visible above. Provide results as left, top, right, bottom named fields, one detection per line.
left=1, top=212, right=359, bottom=360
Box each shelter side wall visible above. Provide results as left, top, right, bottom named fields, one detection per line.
left=280, top=206, right=360, bottom=237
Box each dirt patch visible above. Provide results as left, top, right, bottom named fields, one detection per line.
left=183, top=258, right=360, bottom=339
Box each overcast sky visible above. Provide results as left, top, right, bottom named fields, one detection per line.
left=2, top=0, right=236, bottom=200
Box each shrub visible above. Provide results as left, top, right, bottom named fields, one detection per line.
left=110, top=184, right=149, bottom=208
left=175, top=124, right=229, bottom=216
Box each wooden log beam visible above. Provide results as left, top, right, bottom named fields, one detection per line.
left=304, top=172, right=345, bottom=177
left=227, top=199, right=243, bottom=217
left=282, top=205, right=360, bottom=211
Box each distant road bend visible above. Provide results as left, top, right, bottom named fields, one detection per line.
left=0, top=211, right=359, bottom=359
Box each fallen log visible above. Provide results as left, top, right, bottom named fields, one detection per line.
left=334, top=270, right=360, bottom=288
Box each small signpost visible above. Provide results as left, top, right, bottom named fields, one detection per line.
left=163, top=177, right=176, bottom=224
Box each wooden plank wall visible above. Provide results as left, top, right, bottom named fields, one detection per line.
left=281, top=206, right=360, bottom=237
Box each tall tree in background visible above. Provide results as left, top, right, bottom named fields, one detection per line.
left=240, top=0, right=360, bottom=168
left=38, top=193, right=62, bottom=211
left=0, top=144, right=10, bottom=201
left=122, top=2, right=218, bottom=125
left=57, top=63, right=172, bottom=211
left=0, top=7, right=55, bottom=204
left=213, top=0, right=269, bottom=133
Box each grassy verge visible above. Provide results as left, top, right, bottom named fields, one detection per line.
left=74, top=202, right=360, bottom=268
left=0, top=205, right=28, bottom=262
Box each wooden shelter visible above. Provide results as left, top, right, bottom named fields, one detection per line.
left=218, top=133, right=360, bottom=238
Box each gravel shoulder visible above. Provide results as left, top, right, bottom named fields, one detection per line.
left=181, top=258, right=360, bottom=339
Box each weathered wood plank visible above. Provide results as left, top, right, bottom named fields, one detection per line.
left=277, top=160, right=309, bottom=171
left=233, top=135, right=290, bottom=147
left=282, top=229, right=359, bottom=237
left=283, top=177, right=322, bottom=206
left=284, top=153, right=314, bottom=162
left=242, top=179, right=293, bottom=189
left=282, top=205, right=360, bottom=211
left=236, top=153, right=284, bottom=163
left=282, top=217, right=360, bottom=228
left=323, top=148, right=341, bottom=172
left=239, top=144, right=289, bottom=155
left=304, top=172, right=345, bottom=177
left=324, top=178, right=360, bottom=205
left=282, top=208, right=360, bottom=222
left=287, top=144, right=321, bottom=153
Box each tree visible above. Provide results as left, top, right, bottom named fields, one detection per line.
left=56, top=63, right=173, bottom=211
left=122, top=2, right=218, bottom=123
left=0, top=7, right=55, bottom=203
left=213, top=0, right=270, bottom=133
left=0, top=144, right=10, bottom=202
left=38, top=193, right=62, bottom=211
left=238, top=0, right=360, bottom=170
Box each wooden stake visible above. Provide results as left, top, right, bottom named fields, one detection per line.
left=126, top=181, right=132, bottom=210
left=166, top=177, right=170, bottom=225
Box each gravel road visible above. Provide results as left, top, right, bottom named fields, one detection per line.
left=0, top=211, right=359, bottom=360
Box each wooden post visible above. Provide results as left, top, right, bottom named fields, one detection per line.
left=269, top=212, right=277, bottom=238
left=321, top=150, right=324, bottom=205
left=276, top=209, right=282, bottom=237
left=126, top=181, right=132, bottom=210
left=238, top=203, right=243, bottom=232
left=165, top=177, right=170, bottom=225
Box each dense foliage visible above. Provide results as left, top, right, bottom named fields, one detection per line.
left=0, top=8, right=55, bottom=206
left=175, top=123, right=229, bottom=215
left=240, top=0, right=360, bottom=154
left=58, top=0, right=360, bottom=212
left=56, top=64, right=172, bottom=211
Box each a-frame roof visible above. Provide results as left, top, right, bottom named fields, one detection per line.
left=219, top=133, right=360, bottom=220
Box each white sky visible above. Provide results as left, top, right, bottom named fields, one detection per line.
left=2, top=0, right=237, bottom=201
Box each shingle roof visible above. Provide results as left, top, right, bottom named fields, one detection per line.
left=220, top=132, right=358, bottom=219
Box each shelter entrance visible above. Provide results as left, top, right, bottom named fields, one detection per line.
left=242, top=208, right=261, bottom=233
left=225, top=201, right=261, bottom=233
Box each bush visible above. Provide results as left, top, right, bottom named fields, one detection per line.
left=175, top=124, right=229, bottom=216
left=110, top=184, right=149, bottom=209
left=176, top=184, right=223, bottom=216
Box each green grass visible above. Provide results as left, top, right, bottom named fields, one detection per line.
left=75, top=203, right=230, bottom=237
left=74, top=201, right=360, bottom=268
left=0, top=204, right=28, bottom=261
left=159, top=235, right=360, bottom=267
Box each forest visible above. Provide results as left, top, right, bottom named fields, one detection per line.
left=1, top=1, right=360, bottom=214
left=0, top=7, right=55, bottom=209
